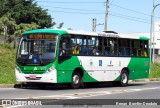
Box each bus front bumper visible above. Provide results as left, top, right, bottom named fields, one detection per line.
left=15, top=68, right=57, bottom=83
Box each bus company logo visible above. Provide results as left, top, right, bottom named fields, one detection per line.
left=41, top=66, right=46, bottom=70
left=89, top=59, right=93, bottom=66
left=34, top=67, right=37, bottom=71
left=110, top=60, right=112, bottom=65
left=99, top=60, right=102, bottom=66
left=108, top=60, right=113, bottom=67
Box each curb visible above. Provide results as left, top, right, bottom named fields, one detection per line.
left=149, top=78, right=160, bottom=81
left=0, top=84, right=15, bottom=88
left=129, top=78, right=160, bottom=82
left=0, top=84, right=23, bottom=88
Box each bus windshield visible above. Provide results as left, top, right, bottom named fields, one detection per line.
left=16, top=34, right=57, bottom=65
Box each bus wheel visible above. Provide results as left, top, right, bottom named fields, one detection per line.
left=71, top=72, right=82, bottom=89
left=119, top=69, right=129, bottom=87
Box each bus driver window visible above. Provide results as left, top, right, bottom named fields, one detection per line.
left=59, top=42, right=66, bottom=56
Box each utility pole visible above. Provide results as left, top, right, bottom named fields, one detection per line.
left=92, top=18, right=104, bottom=32
left=152, top=0, right=155, bottom=63
left=104, top=0, right=109, bottom=31
left=150, top=0, right=160, bottom=65
left=92, top=18, right=96, bottom=32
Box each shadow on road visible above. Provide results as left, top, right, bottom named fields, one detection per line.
left=14, top=82, right=147, bottom=91
left=128, top=83, right=146, bottom=87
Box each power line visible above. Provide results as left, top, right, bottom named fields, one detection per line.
left=48, top=10, right=150, bottom=24
left=40, top=5, right=105, bottom=12
left=110, top=11, right=150, bottom=22
left=37, top=0, right=152, bottom=17
left=110, top=4, right=151, bottom=17
left=36, top=1, right=152, bottom=24
left=36, top=1, right=104, bottom=4
left=41, top=5, right=150, bottom=21
left=44, top=6, right=150, bottom=22
left=109, top=0, right=116, bottom=6
left=48, top=10, right=104, bottom=14
left=109, top=13, right=150, bottom=24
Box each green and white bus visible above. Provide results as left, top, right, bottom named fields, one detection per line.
left=15, top=29, right=150, bottom=89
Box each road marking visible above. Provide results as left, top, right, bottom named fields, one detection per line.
left=4, top=87, right=160, bottom=108
left=5, top=105, right=23, bottom=108
left=17, top=87, right=160, bottom=99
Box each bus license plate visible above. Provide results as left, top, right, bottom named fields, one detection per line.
left=29, top=75, right=36, bottom=79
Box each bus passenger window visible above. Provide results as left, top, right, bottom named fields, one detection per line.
left=110, top=40, right=114, bottom=55
left=72, top=45, right=79, bottom=54
left=143, top=41, right=148, bottom=57
left=81, top=46, right=87, bottom=55
left=119, top=39, right=130, bottom=56
left=71, top=35, right=87, bottom=55
left=104, top=38, right=117, bottom=56
left=104, top=47, right=110, bottom=55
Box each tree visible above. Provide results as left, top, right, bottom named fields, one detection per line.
left=14, top=23, right=39, bottom=36
left=57, top=23, right=64, bottom=29
left=0, top=0, right=9, bottom=17
left=0, top=13, right=17, bottom=43
left=0, top=13, right=39, bottom=44
left=0, top=0, right=56, bottom=28
left=13, top=23, right=39, bottom=48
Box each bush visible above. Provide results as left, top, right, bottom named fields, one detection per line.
left=150, top=62, right=160, bottom=78
left=4, top=44, right=14, bottom=49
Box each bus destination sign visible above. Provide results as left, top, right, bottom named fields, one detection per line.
left=28, top=34, right=56, bottom=39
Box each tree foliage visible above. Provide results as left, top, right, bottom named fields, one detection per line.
left=0, top=13, right=17, bottom=43
left=57, top=22, right=64, bottom=29
left=0, top=0, right=55, bottom=29
left=0, top=0, right=64, bottom=44
left=0, top=13, right=16, bottom=35
left=14, top=23, right=39, bottom=36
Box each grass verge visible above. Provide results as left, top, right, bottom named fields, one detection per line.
left=0, top=44, right=16, bottom=84
left=150, top=62, right=160, bottom=78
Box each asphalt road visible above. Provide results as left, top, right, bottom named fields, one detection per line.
left=0, top=81, right=160, bottom=108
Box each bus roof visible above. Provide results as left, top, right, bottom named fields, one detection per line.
left=22, top=29, right=68, bottom=35
left=22, top=29, right=149, bottom=40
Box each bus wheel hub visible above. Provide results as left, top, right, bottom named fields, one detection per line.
left=73, top=75, right=79, bottom=84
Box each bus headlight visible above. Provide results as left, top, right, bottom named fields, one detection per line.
left=47, top=66, right=54, bottom=73
left=16, top=66, right=21, bottom=73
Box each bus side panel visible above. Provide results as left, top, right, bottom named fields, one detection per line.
left=57, top=56, right=97, bottom=83
left=128, top=57, right=150, bottom=80
left=83, top=70, right=99, bottom=82
left=78, top=56, right=131, bottom=82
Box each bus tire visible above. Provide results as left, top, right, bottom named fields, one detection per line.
left=112, top=69, right=128, bottom=87
left=71, top=72, right=82, bottom=89
left=119, top=69, right=129, bottom=87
